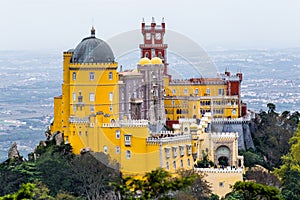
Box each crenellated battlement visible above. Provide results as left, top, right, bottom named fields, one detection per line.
left=69, top=117, right=89, bottom=124
left=69, top=62, right=117, bottom=68
left=63, top=51, right=73, bottom=55
left=212, top=117, right=250, bottom=124
left=195, top=167, right=243, bottom=173
left=146, top=134, right=191, bottom=144
left=210, top=132, right=238, bottom=140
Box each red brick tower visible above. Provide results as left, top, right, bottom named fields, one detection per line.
left=140, top=17, right=168, bottom=75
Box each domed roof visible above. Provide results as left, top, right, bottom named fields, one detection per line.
left=139, top=57, right=151, bottom=66
left=71, top=27, right=114, bottom=63
left=151, top=57, right=163, bottom=65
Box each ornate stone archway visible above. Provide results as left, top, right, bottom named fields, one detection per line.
left=215, top=145, right=231, bottom=166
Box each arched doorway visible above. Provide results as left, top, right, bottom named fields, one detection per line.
left=218, top=156, right=229, bottom=166
left=215, top=146, right=231, bottom=166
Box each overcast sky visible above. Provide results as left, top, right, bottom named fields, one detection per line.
left=1, top=0, right=300, bottom=51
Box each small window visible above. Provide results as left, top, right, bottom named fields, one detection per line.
left=79, top=131, right=82, bottom=136
left=206, top=88, right=210, bottom=95
left=109, top=92, right=113, bottom=101
left=89, top=72, right=95, bottom=80
left=110, top=105, right=113, bottom=112
left=187, top=145, right=192, bottom=155
left=109, top=72, right=113, bottom=80
left=195, top=88, right=199, bottom=95
left=89, top=93, right=95, bottom=102
left=184, top=89, right=188, bottom=95
left=125, top=135, right=131, bottom=146
left=180, top=159, right=183, bottom=168
left=116, top=130, right=120, bottom=139
left=90, top=105, right=94, bottom=112
left=103, top=146, right=108, bottom=154
left=172, top=147, right=178, bottom=158
left=73, top=105, right=76, bottom=112
left=219, top=182, right=224, bottom=187
left=116, top=146, right=120, bottom=154
left=172, top=89, right=176, bottom=95
left=78, top=92, right=83, bottom=102
left=180, top=146, right=185, bottom=156
left=126, top=150, right=131, bottom=159
left=72, top=92, right=76, bottom=101
left=173, top=161, right=176, bottom=170
left=218, top=89, right=225, bottom=96
left=165, top=148, right=170, bottom=158
left=187, top=158, right=190, bottom=167
left=172, top=100, right=175, bottom=106
left=85, top=131, right=88, bottom=136
left=72, top=72, right=76, bottom=80
left=166, top=162, right=169, bottom=170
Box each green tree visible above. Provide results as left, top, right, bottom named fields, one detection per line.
left=70, top=152, right=120, bottom=200
left=114, top=168, right=212, bottom=200
left=275, top=123, right=300, bottom=199
left=175, top=169, right=213, bottom=200
left=225, top=181, right=282, bottom=200
left=0, top=183, right=35, bottom=200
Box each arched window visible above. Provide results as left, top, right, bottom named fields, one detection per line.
left=173, top=161, right=176, bottom=170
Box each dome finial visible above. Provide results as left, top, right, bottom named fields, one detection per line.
left=91, top=26, right=95, bottom=37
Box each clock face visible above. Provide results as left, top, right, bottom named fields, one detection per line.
left=146, top=33, right=151, bottom=40
left=155, top=33, right=161, bottom=40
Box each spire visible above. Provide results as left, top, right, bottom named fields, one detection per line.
left=91, top=26, right=95, bottom=37
left=152, top=17, right=155, bottom=23
left=142, top=17, right=145, bottom=23
left=162, top=17, right=165, bottom=23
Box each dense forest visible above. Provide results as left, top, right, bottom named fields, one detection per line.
left=0, top=104, right=300, bottom=200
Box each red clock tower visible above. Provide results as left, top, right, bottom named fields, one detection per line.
left=140, top=17, right=168, bottom=75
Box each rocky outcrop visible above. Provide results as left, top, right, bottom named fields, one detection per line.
left=8, top=142, right=20, bottom=159
left=211, top=119, right=255, bottom=150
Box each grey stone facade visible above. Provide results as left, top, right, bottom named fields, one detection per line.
left=119, top=62, right=165, bottom=131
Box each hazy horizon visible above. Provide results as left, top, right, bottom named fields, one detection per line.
left=1, top=0, right=300, bottom=51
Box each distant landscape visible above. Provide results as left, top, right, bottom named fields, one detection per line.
left=0, top=48, right=299, bottom=161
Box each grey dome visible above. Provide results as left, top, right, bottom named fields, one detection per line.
left=71, top=28, right=115, bottom=63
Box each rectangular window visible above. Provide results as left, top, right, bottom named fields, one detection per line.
left=187, top=145, right=192, bottom=155
left=172, top=89, right=176, bottom=95
left=110, top=105, right=113, bottom=112
left=89, top=93, right=95, bottom=102
left=218, top=89, right=225, bottom=96
left=124, top=135, right=131, bottom=146
left=172, top=147, right=178, bottom=158
left=165, top=148, right=170, bottom=158
left=72, top=92, right=76, bottom=101
left=206, top=88, right=210, bottom=95
left=184, top=89, right=188, bottom=95
left=109, top=92, right=113, bottom=101
left=172, top=100, right=175, bottom=106
left=72, top=72, right=76, bottom=80
left=89, top=72, right=95, bottom=80
left=109, top=72, right=113, bottom=80
left=180, top=146, right=185, bottom=156
left=195, top=88, right=199, bottom=95
left=73, top=105, right=76, bottom=112
left=90, top=105, right=94, bottom=112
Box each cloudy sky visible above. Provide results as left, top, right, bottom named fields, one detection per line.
left=1, top=0, right=300, bottom=51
